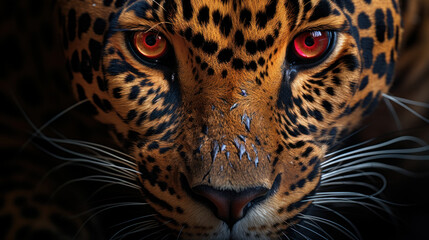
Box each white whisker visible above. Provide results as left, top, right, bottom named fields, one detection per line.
left=110, top=216, right=158, bottom=240
left=301, top=220, right=333, bottom=240
left=319, top=180, right=381, bottom=192
left=290, top=226, right=312, bottom=240
left=295, top=223, right=328, bottom=240
left=310, top=204, right=361, bottom=239
left=35, top=143, right=138, bottom=180
left=112, top=214, right=158, bottom=228
left=280, top=228, right=292, bottom=240
left=324, top=146, right=429, bottom=169
left=325, top=139, right=374, bottom=157
left=42, top=135, right=138, bottom=172
left=86, top=183, right=119, bottom=201
left=73, top=202, right=148, bottom=239
left=323, top=161, right=427, bottom=182
left=383, top=94, right=429, bottom=124
left=20, top=99, right=90, bottom=151
left=50, top=137, right=136, bottom=168
left=322, top=170, right=386, bottom=183
left=53, top=175, right=140, bottom=198
left=35, top=135, right=140, bottom=176
left=384, top=94, right=429, bottom=108
left=383, top=96, right=402, bottom=130
left=298, top=214, right=360, bottom=240
left=138, top=221, right=172, bottom=240
left=176, top=225, right=184, bottom=240
left=323, top=136, right=428, bottom=167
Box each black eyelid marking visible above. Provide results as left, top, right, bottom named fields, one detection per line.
left=298, top=24, right=347, bottom=34
left=111, top=25, right=170, bottom=39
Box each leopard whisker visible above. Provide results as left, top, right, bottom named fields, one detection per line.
left=296, top=221, right=331, bottom=240
left=383, top=94, right=429, bottom=108
left=309, top=204, right=361, bottom=239
left=19, top=105, right=137, bottom=175
left=319, top=173, right=387, bottom=195
left=312, top=198, right=394, bottom=223
left=383, top=96, right=402, bottom=130
left=319, top=180, right=381, bottom=192
left=73, top=202, right=148, bottom=239
left=322, top=169, right=386, bottom=184
left=137, top=227, right=168, bottom=240
left=72, top=139, right=134, bottom=159
left=309, top=193, right=392, bottom=207
left=76, top=202, right=148, bottom=218
left=35, top=143, right=138, bottom=181
left=383, top=94, right=429, bottom=124
left=33, top=146, right=139, bottom=199
left=310, top=191, right=388, bottom=202
left=323, top=146, right=429, bottom=170
left=323, top=136, right=428, bottom=167
left=48, top=129, right=134, bottom=160
left=309, top=197, right=396, bottom=218
left=85, top=183, right=121, bottom=201
left=298, top=214, right=360, bottom=240
left=52, top=175, right=140, bottom=198
left=151, top=0, right=167, bottom=12
left=276, top=222, right=293, bottom=240
left=39, top=134, right=138, bottom=174
left=35, top=134, right=139, bottom=177
left=280, top=231, right=293, bottom=240
left=176, top=225, right=184, bottom=240
left=18, top=99, right=90, bottom=151
left=112, top=214, right=158, bottom=227
left=290, top=226, right=313, bottom=240
left=310, top=200, right=390, bottom=217
left=161, top=233, right=175, bottom=240
left=299, top=220, right=334, bottom=240
left=50, top=137, right=136, bottom=167
left=71, top=164, right=137, bottom=181
left=323, top=161, right=426, bottom=182
left=134, top=220, right=172, bottom=240
left=325, top=138, right=374, bottom=158
left=110, top=217, right=158, bottom=240
left=328, top=126, right=370, bottom=153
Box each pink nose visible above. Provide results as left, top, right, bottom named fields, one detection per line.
left=192, top=186, right=269, bottom=227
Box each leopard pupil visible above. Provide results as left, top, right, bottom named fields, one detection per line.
left=145, top=35, right=157, bottom=46
left=305, top=36, right=315, bottom=47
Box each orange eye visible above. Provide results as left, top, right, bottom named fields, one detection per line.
left=293, top=31, right=330, bottom=59
left=133, top=31, right=168, bottom=59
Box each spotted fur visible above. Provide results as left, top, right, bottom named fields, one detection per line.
left=57, top=0, right=403, bottom=238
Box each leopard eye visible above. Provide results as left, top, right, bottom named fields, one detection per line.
left=287, top=30, right=336, bottom=68
left=293, top=31, right=330, bottom=59
left=133, top=31, right=168, bottom=59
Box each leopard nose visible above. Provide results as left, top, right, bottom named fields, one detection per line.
left=192, top=186, right=269, bottom=227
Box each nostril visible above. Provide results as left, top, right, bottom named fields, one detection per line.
left=192, top=185, right=269, bottom=227
left=180, top=174, right=282, bottom=228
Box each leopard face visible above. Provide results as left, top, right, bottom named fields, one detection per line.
left=59, top=0, right=402, bottom=239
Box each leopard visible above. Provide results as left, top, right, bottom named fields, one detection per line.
left=1, top=0, right=429, bottom=239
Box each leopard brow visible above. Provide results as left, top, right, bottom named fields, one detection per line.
left=111, top=23, right=166, bottom=33
left=113, top=1, right=172, bottom=33
left=300, top=23, right=348, bottom=33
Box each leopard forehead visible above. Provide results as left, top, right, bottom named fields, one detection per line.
left=88, top=0, right=399, bottom=152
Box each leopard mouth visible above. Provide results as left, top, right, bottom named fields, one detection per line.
left=180, top=173, right=282, bottom=228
